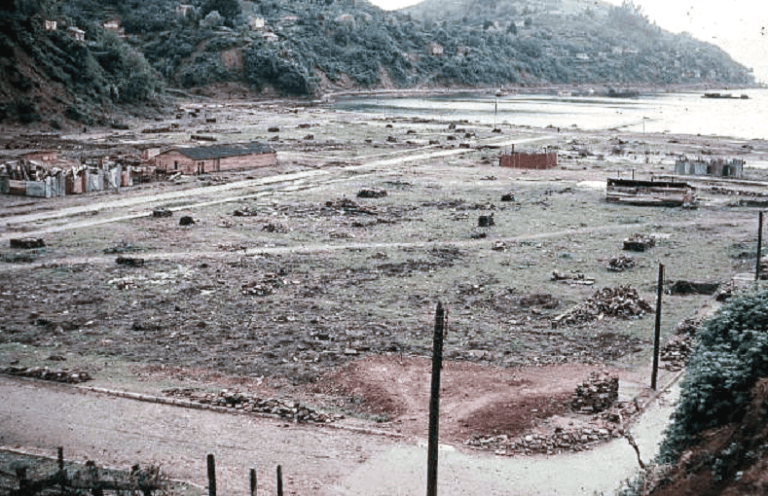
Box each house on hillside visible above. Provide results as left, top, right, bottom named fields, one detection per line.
left=262, top=32, right=279, bottom=43
left=153, top=142, right=277, bottom=175
left=67, top=26, right=85, bottom=42
left=103, top=19, right=125, bottom=36
left=176, top=4, right=194, bottom=18
left=428, top=42, right=444, bottom=56
left=43, top=19, right=57, bottom=31
left=249, top=16, right=265, bottom=30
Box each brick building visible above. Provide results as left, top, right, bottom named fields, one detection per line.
left=154, top=142, right=277, bottom=175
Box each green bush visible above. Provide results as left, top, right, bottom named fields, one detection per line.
left=658, top=289, right=768, bottom=463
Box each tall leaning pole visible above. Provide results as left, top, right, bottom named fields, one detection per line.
left=426, top=302, right=446, bottom=496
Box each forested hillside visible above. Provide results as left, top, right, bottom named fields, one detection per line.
left=0, top=0, right=756, bottom=125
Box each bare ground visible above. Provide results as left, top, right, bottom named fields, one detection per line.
left=2, top=98, right=768, bottom=492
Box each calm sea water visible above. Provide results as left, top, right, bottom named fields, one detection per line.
left=334, top=88, right=768, bottom=141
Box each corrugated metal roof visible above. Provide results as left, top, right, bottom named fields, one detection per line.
left=167, top=142, right=275, bottom=160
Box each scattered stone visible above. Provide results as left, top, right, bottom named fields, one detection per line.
left=429, top=139, right=440, bottom=145
left=661, top=334, right=693, bottom=371
left=10, top=238, right=45, bottom=249
left=268, top=127, right=280, bottom=132
left=387, top=136, right=397, bottom=143
left=492, top=128, right=503, bottom=133
left=357, top=189, right=387, bottom=199
left=152, top=208, right=173, bottom=218
left=501, top=193, right=515, bottom=202
left=2, top=366, right=91, bottom=383
left=163, top=388, right=342, bottom=423
left=241, top=273, right=286, bottom=296
left=674, top=317, right=702, bottom=337
left=179, top=216, right=195, bottom=226
left=262, top=222, right=287, bottom=233
left=233, top=206, right=258, bottom=217
left=303, top=134, right=314, bottom=140
left=297, top=123, right=311, bottom=128
left=572, top=371, right=619, bottom=413
left=716, top=280, right=740, bottom=301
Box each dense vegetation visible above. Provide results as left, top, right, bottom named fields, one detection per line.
left=0, top=0, right=756, bottom=122
left=0, top=0, right=157, bottom=124
left=658, top=289, right=768, bottom=463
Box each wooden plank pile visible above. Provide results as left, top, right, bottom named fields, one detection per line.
left=551, top=270, right=595, bottom=286
left=607, top=254, right=635, bottom=272
left=553, top=285, right=652, bottom=327
left=623, top=234, right=655, bottom=252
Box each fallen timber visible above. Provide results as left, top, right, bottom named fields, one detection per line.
left=605, top=178, right=696, bottom=207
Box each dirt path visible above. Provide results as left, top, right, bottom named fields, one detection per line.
left=0, top=212, right=749, bottom=274
left=1, top=376, right=678, bottom=496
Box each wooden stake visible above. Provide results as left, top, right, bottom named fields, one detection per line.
left=651, top=263, right=664, bottom=390
left=276, top=465, right=283, bottom=496
left=57, top=447, right=64, bottom=471
left=207, top=454, right=216, bottom=496
left=250, top=468, right=257, bottom=496
left=427, top=302, right=446, bottom=496
left=757, top=211, right=764, bottom=281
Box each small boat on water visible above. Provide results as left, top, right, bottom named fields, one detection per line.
left=702, top=92, right=749, bottom=99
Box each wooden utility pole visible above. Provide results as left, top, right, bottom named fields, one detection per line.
left=426, top=302, right=446, bottom=496
left=207, top=454, right=216, bottom=496
left=756, top=211, right=764, bottom=281
left=250, top=469, right=257, bottom=496
left=276, top=465, right=283, bottom=496
left=651, top=263, right=664, bottom=390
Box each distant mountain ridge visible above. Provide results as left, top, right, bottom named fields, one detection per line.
left=0, top=0, right=755, bottom=126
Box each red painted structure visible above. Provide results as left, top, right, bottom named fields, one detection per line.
left=499, top=152, right=558, bottom=169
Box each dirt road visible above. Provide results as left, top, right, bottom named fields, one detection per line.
left=1, top=376, right=678, bottom=496
left=0, top=134, right=552, bottom=244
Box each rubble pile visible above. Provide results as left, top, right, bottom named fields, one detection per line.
left=241, top=273, right=287, bottom=296
left=607, top=255, right=635, bottom=272
left=324, top=199, right=376, bottom=215
left=262, top=222, right=288, bottom=233
left=553, top=286, right=652, bottom=326
left=2, top=366, right=92, bottom=383
left=551, top=271, right=595, bottom=286
left=716, top=280, right=741, bottom=301
left=623, top=234, right=655, bottom=252
left=233, top=206, right=259, bottom=217
left=674, top=317, right=702, bottom=337
left=571, top=372, right=619, bottom=414
left=661, top=334, right=693, bottom=371
left=466, top=426, right=621, bottom=455
left=163, top=388, right=342, bottom=423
